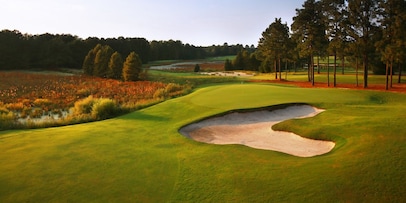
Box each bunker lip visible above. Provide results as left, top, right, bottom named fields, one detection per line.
left=179, top=104, right=335, bottom=157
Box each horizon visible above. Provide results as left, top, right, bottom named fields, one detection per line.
left=1, top=0, right=304, bottom=46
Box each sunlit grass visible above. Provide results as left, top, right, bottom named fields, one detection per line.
left=253, top=70, right=406, bottom=84
left=0, top=83, right=405, bottom=202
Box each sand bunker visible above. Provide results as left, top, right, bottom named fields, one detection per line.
left=179, top=105, right=335, bottom=157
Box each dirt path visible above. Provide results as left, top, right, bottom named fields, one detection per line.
left=179, top=105, right=335, bottom=157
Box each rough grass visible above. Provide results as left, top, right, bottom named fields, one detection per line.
left=0, top=84, right=405, bottom=202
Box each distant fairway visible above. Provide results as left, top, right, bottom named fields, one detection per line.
left=1, top=83, right=405, bottom=202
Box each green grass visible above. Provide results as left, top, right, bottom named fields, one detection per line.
left=145, top=55, right=235, bottom=67
left=1, top=83, right=405, bottom=202
left=253, top=71, right=406, bottom=85
left=144, top=59, right=181, bottom=67
left=205, top=55, right=236, bottom=62
left=314, top=56, right=350, bottom=64
left=148, top=69, right=242, bottom=86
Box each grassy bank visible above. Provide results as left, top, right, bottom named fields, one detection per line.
left=0, top=83, right=405, bottom=202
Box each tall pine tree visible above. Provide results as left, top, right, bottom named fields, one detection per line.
left=82, top=44, right=102, bottom=76
left=348, top=0, right=380, bottom=88
left=122, top=52, right=142, bottom=82
left=292, top=0, right=326, bottom=85
left=93, top=45, right=114, bottom=78
left=322, top=0, right=348, bottom=86
left=257, top=18, right=291, bottom=79
left=108, top=51, right=124, bottom=79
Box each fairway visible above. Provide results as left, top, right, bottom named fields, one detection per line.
left=1, top=83, right=405, bottom=202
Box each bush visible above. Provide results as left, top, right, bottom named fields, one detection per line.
left=30, top=108, right=44, bottom=118
left=33, top=98, right=51, bottom=107
left=165, top=83, right=183, bottom=93
left=0, top=106, right=9, bottom=114
left=5, top=102, right=24, bottom=111
left=153, top=88, right=167, bottom=99
left=72, top=95, right=97, bottom=115
left=0, top=110, right=16, bottom=130
left=194, top=64, right=200, bottom=72
left=91, top=98, right=118, bottom=120
left=76, top=88, right=92, bottom=97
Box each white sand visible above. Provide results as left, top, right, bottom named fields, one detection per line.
left=179, top=105, right=335, bottom=157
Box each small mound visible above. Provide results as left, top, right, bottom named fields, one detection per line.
left=179, top=105, right=335, bottom=157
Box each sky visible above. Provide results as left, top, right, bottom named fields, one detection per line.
left=1, top=0, right=304, bottom=46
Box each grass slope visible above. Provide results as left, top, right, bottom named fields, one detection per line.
left=1, top=83, right=405, bottom=202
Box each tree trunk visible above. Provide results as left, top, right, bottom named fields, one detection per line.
left=285, top=59, right=288, bottom=80
left=274, top=59, right=277, bottom=80
left=385, top=61, right=389, bottom=90
left=341, top=56, right=345, bottom=74
left=308, top=59, right=311, bottom=82
left=356, top=57, right=359, bottom=87
left=278, top=56, right=282, bottom=81
left=398, top=62, right=402, bottom=83
left=334, top=53, right=337, bottom=87
left=327, top=56, right=330, bottom=87
left=317, top=56, right=320, bottom=74
left=363, top=54, right=368, bottom=88
left=311, top=53, right=315, bottom=86
left=390, top=59, right=393, bottom=88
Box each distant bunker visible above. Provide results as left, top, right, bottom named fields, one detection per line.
left=179, top=104, right=335, bottom=157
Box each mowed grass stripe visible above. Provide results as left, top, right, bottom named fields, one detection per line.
left=0, top=84, right=405, bottom=202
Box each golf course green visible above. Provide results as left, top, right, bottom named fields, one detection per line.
left=1, top=83, right=405, bottom=202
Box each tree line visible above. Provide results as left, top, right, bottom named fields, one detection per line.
left=82, top=44, right=144, bottom=81
left=0, top=30, right=249, bottom=70
left=253, top=0, right=405, bottom=88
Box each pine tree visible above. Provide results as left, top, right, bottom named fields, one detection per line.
left=83, top=51, right=95, bottom=76
left=233, top=50, right=244, bottom=70
left=108, top=51, right=124, bottom=79
left=259, top=57, right=272, bottom=73
left=82, top=44, right=102, bottom=76
left=249, top=53, right=260, bottom=71
left=224, top=59, right=234, bottom=71
left=194, top=64, right=200, bottom=72
left=292, top=0, right=326, bottom=85
left=93, top=45, right=114, bottom=78
left=348, top=0, right=380, bottom=88
left=123, top=52, right=142, bottom=81
left=376, top=0, right=406, bottom=88
left=393, top=0, right=406, bottom=83
left=322, top=0, right=348, bottom=86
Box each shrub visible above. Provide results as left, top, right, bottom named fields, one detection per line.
left=91, top=98, right=118, bottom=120
left=165, top=83, right=183, bottom=93
left=0, top=106, right=9, bottom=114
left=194, top=64, right=200, bottom=72
left=30, top=108, right=44, bottom=118
left=153, top=88, right=167, bottom=99
left=121, top=99, right=163, bottom=112
left=0, top=111, right=16, bottom=130
left=72, top=95, right=97, bottom=115
left=5, top=102, right=25, bottom=111
left=33, top=98, right=51, bottom=107
left=76, top=88, right=91, bottom=97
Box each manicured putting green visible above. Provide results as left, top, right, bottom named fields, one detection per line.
left=0, top=83, right=405, bottom=202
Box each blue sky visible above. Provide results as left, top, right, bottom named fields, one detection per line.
left=1, top=0, right=304, bottom=46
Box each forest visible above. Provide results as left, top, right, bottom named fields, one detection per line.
left=1, top=0, right=405, bottom=88
left=0, top=30, right=249, bottom=70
